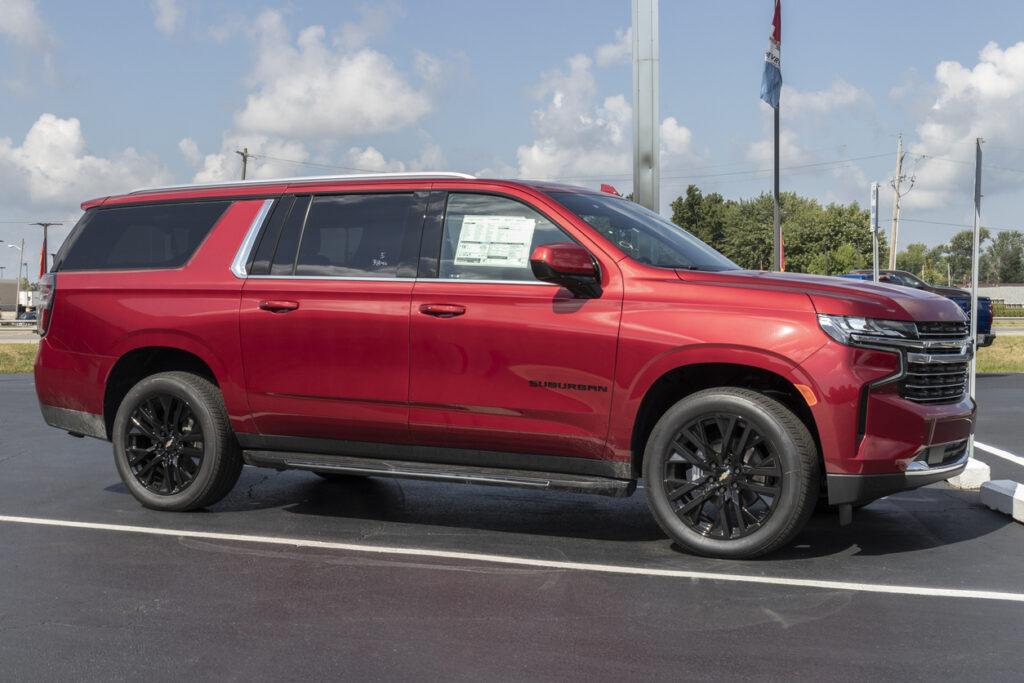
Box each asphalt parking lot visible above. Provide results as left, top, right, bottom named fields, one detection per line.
left=1, top=373, right=1022, bottom=681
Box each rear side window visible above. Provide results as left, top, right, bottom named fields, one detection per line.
left=293, top=194, right=416, bottom=278
left=58, top=201, right=231, bottom=271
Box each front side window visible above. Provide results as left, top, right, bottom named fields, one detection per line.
left=549, top=192, right=738, bottom=271
left=294, top=194, right=415, bottom=278
left=438, top=193, right=573, bottom=282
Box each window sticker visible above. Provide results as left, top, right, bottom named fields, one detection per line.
left=453, top=215, right=536, bottom=267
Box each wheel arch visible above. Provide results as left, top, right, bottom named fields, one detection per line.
left=103, top=347, right=219, bottom=440
left=628, top=362, right=822, bottom=478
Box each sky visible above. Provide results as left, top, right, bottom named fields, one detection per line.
left=2, top=0, right=1024, bottom=281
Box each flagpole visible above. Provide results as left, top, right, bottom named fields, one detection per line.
left=773, top=105, right=781, bottom=271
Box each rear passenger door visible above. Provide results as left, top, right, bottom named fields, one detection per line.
left=239, top=192, right=426, bottom=445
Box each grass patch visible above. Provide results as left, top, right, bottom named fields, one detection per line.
left=0, top=343, right=38, bottom=374
left=977, top=335, right=1024, bottom=374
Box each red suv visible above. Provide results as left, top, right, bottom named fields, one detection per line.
left=35, top=174, right=975, bottom=558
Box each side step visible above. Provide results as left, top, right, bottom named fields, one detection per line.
left=243, top=450, right=636, bottom=498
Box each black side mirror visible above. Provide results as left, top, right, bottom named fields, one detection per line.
left=529, top=243, right=602, bottom=299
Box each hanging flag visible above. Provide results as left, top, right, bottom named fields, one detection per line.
left=39, top=242, right=46, bottom=279
left=760, top=0, right=782, bottom=108
left=780, top=231, right=786, bottom=272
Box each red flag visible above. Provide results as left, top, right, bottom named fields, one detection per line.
left=780, top=232, right=786, bottom=272
left=39, top=242, right=46, bottom=278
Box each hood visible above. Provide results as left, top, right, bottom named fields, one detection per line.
left=675, top=269, right=968, bottom=323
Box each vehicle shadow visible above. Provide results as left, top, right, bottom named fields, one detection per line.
left=766, top=487, right=1011, bottom=561
left=216, top=468, right=668, bottom=544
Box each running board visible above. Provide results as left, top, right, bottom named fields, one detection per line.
left=242, top=450, right=636, bottom=498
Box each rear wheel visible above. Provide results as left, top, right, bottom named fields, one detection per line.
left=112, top=371, right=242, bottom=511
left=642, top=388, right=819, bottom=559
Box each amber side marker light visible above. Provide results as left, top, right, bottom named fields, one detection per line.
left=795, top=384, right=818, bottom=407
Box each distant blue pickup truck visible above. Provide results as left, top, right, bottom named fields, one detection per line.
left=841, top=270, right=995, bottom=347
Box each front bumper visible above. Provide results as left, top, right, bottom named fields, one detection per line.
left=826, top=439, right=970, bottom=505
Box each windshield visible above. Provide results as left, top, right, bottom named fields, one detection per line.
left=549, top=192, right=739, bottom=271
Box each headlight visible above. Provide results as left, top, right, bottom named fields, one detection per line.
left=817, top=314, right=916, bottom=347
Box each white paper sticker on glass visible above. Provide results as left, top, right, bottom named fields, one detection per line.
left=453, top=215, right=536, bottom=267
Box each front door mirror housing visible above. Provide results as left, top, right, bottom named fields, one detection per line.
left=529, top=243, right=602, bottom=299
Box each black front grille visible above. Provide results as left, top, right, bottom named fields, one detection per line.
left=896, top=322, right=971, bottom=405
left=916, top=320, right=969, bottom=340
left=900, top=361, right=969, bottom=404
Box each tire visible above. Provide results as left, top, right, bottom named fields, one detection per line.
left=112, top=371, right=243, bottom=511
left=642, top=388, right=820, bottom=559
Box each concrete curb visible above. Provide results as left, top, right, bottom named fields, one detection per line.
left=980, top=480, right=1024, bottom=523
left=946, top=458, right=991, bottom=490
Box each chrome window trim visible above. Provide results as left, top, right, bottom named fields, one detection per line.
left=231, top=199, right=275, bottom=279
left=243, top=275, right=557, bottom=286
left=246, top=275, right=416, bottom=282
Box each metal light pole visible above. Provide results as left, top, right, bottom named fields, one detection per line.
left=3, top=239, right=25, bottom=313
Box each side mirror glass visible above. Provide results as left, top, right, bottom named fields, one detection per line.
left=529, top=243, right=602, bottom=299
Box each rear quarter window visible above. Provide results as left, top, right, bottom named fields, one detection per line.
left=57, top=201, right=231, bottom=271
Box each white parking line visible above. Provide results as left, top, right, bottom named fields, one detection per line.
left=975, top=441, right=1024, bottom=468
left=2, top=514, right=1022, bottom=604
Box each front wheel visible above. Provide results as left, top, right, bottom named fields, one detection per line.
left=112, top=371, right=243, bottom=511
left=642, top=388, right=819, bottom=559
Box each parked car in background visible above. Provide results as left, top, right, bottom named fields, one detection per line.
left=847, top=269, right=995, bottom=347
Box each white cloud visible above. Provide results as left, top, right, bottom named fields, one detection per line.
left=906, top=41, right=1024, bottom=210
left=515, top=52, right=702, bottom=186
left=0, top=114, right=171, bottom=213
left=595, top=28, right=631, bottom=68
left=178, top=137, right=201, bottom=165
left=338, top=2, right=403, bottom=50
left=0, top=0, right=56, bottom=87
left=151, top=0, right=184, bottom=37
left=234, top=9, right=432, bottom=144
left=782, top=79, right=871, bottom=117
left=0, top=0, right=52, bottom=51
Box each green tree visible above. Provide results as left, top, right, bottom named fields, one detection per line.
left=896, top=243, right=928, bottom=276
left=947, top=228, right=991, bottom=285
left=982, top=230, right=1024, bottom=283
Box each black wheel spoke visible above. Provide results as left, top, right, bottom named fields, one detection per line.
left=669, top=439, right=706, bottom=468
left=666, top=479, right=702, bottom=502
left=125, top=392, right=204, bottom=497
left=737, top=479, right=778, bottom=497
left=659, top=410, right=785, bottom=541
left=676, top=486, right=716, bottom=516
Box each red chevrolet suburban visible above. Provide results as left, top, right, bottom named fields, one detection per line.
left=35, top=174, right=975, bottom=558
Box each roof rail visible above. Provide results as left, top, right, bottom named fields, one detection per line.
left=130, top=172, right=477, bottom=195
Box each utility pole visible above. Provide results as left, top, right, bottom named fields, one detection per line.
left=631, top=0, right=660, bottom=213
left=235, top=147, right=253, bottom=180
left=888, top=135, right=914, bottom=269
left=870, top=182, right=880, bottom=281
left=30, top=221, right=62, bottom=277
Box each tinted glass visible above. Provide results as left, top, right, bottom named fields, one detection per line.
left=269, top=196, right=310, bottom=276
left=248, top=197, right=289, bottom=275
left=438, top=193, right=572, bottom=282
left=295, top=194, right=414, bottom=278
left=549, top=192, right=738, bottom=271
left=58, top=201, right=230, bottom=271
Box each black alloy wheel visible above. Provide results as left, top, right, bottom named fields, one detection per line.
left=123, top=393, right=205, bottom=496
left=113, top=371, right=243, bottom=511
left=643, top=387, right=819, bottom=559
left=662, top=412, right=783, bottom=540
